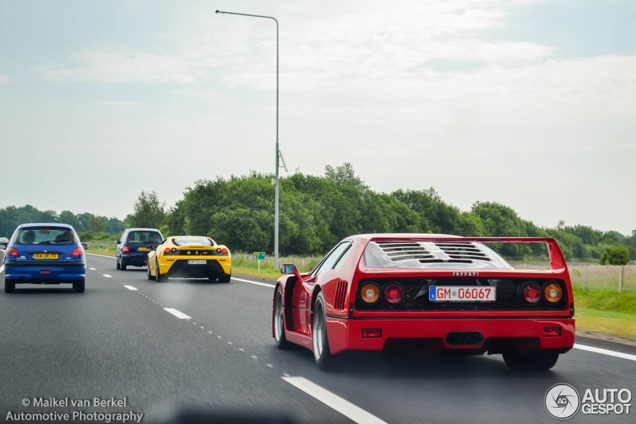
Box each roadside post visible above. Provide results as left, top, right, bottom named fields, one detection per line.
left=99, top=244, right=103, bottom=253
left=253, top=251, right=266, bottom=272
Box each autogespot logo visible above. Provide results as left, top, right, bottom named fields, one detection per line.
left=545, top=384, right=581, bottom=420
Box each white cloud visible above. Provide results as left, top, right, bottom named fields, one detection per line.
left=0, top=74, right=13, bottom=84
left=33, top=49, right=195, bottom=83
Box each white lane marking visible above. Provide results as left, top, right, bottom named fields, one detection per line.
left=85, top=253, right=115, bottom=258
left=89, top=267, right=96, bottom=270
left=574, top=344, right=636, bottom=362
left=233, top=277, right=275, bottom=288
left=124, top=285, right=138, bottom=291
left=0, top=265, right=4, bottom=274
left=283, top=377, right=387, bottom=424
left=103, top=274, right=112, bottom=278
left=267, top=364, right=273, bottom=368
left=164, top=308, right=192, bottom=320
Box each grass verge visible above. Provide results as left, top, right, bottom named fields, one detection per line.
left=573, top=286, right=636, bottom=314
left=575, top=308, right=636, bottom=341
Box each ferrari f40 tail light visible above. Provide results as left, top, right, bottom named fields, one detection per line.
left=520, top=281, right=542, bottom=305
left=383, top=283, right=404, bottom=304
left=360, top=283, right=380, bottom=304
left=543, top=283, right=563, bottom=303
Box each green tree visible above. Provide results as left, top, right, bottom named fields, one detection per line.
left=324, top=162, right=367, bottom=189
left=88, top=214, right=106, bottom=233
left=129, top=190, right=166, bottom=228
left=599, top=246, right=630, bottom=265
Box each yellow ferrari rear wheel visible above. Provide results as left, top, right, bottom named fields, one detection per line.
left=156, top=258, right=165, bottom=282
left=218, top=273, right=231, bottom=283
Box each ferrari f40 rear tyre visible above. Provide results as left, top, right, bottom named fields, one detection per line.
left=313, top=291, right=335, bottom=371
left=274, top=287, right=293, bottom=350
left=503, top=350, right=559, bottom=371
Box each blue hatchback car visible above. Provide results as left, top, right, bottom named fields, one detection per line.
left=3, top=223, right=88, bottom=293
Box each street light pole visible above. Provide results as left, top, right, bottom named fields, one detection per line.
left=216, top=10, right=281, bottom=270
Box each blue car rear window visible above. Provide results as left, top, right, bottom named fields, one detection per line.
left=15, top=227, right=77, bottom=245
left=127, top=231, right=162, bottom=244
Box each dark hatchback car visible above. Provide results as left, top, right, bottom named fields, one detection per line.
left=115, top=228, right=163, bottom=270
left=3, top=223, right=88, bottom=293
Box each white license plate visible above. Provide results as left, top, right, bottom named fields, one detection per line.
left=429, top=286, right=496, bottom=302
left=187, top=260, right=207, bottom=265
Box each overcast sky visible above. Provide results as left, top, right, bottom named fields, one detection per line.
left=1, top=0, right=635, bottom=235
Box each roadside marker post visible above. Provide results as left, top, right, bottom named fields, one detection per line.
left=253, top=252, right=266, bottom=272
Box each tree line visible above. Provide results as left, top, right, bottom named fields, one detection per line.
left=128, top=163, right=635, bottom=262
left=0, top=205, right=128, bottom=239
left=1, top=164, right=633, bottom=263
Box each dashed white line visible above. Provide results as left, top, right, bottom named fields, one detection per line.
left=251, top=355, right=258, bottom=359
left=266, top=364, right=273, bottom=368
left=0, top=265, right=4, bottom=274
left=103, top=274, right=112, bottom=278
left=239, top=348, right=244, bottom=352
left=123, top=285, right=138, bottom=291
left=85, top=253, right=115, bottom=258
left=232, top=277, right=275, bottom=288
left=228, top=342, right=233, bottom=345
left=208, top=331, right=213, bottom=334
left=574, top=344, right=636, bottom=362
left=89, top=267, right=96, bottom=271
left=282, top=376, right=388, bottom=424
left=163, top=308, right=192, bottom=320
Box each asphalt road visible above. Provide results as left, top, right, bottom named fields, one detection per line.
left=1, top=252, right=635, bottom=424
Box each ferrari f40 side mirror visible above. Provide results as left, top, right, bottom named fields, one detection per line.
left=280, top=264, right=297, bottom=274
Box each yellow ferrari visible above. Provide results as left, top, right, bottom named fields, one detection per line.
left=147, top=236, right=231, bottom=282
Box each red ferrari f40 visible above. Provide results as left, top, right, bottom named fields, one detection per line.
left=272, top=234, right=575, bottom=371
